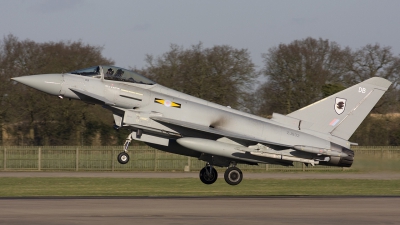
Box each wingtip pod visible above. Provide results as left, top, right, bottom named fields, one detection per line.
left=363, top=77, right=392, bottom=91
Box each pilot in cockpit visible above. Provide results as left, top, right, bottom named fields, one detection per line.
left=105, top=68, right=114, bottom=79
left=106, top=68, right=114, bottom=75
left=114, top=69, right=124, bottom=80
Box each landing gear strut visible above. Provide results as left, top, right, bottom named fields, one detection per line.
left=199, top=164, right=218, bottom=185
left=117, top=132, right=133, bottom=164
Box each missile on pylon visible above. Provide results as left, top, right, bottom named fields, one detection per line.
left=176, top=137, right=318, bottom=165
left=293, top=145, right=348, bottom=157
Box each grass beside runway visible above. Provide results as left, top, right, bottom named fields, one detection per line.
left=0, top=177, right=399, bottom=197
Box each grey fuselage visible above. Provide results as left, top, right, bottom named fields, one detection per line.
left=63, top=72, right=336, bottom=148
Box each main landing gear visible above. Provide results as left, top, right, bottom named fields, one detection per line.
left=224, top=167, right=243, bottom=185
left=199, top=163, right=243, bottom=185
left=199, top=164, right=218, bottom=185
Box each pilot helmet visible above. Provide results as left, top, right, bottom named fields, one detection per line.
left=107, top=68, right=114, bottom=74
left=117, top=69, right=124, bottom=74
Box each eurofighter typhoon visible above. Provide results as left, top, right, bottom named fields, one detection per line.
left=12, top=65, right=391, bottom=185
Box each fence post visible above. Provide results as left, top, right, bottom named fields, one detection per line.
left=76, top=147, right=79, bottom=172
left=188, top=156, right=191, bottom=172
left=265, top=164, right=268, bottom=172
left=111, top=148, right=115, bottom=172
left=154, top=149, right=158, bottom=171
left=3, top=147, right=6, bottom=171
left=302, top=163, right=305, bottom=172
left=38, top=147, right=41, bottom=171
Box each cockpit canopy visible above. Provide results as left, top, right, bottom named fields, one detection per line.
left=69, top=65, right=155, bottom=85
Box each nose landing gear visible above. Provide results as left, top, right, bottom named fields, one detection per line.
left=117, top=133, right=133, bottom=164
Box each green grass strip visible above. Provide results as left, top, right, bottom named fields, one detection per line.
left=0, top=178, right=399, bottom=197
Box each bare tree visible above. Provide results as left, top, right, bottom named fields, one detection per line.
left=0, top=34, right=115, bottom=145
left=343, top=44, right=400, bottom=113
left=141, top=43, right=259, bottom=109
left=255, top=37, right=348, bottom=115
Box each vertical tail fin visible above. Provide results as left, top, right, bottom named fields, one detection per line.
left=287, top=77, right=392, bottom=140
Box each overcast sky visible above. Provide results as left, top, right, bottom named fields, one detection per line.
left=1, top=0, right=400, bottom=70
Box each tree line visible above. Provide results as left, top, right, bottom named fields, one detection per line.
left=1, top=34, right=399, bottom=146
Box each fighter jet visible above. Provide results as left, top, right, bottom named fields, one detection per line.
left=12, top=65, right=392, bottom=185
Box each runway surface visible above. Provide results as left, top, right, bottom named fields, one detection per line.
left=1, top=197, right=399, bottom=225
left=1, top=172, right=399, bottom=224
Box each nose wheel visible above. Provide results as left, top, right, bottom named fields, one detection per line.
left=224, top=167, right=243, bottom=185
left=199, top=165, right=218, bottom=185
left=117, top=152, right=130, bottom=164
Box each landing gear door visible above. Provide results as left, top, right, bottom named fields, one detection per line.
left=123, top=111, right=152, bottom=126
left=113, top=113, right=123, bottom=127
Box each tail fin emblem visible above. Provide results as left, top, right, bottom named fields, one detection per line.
left=335, top=98, right=346, bottom=115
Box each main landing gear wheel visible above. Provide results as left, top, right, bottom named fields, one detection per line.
left=117, top=152, right=130, bottom=164
left=199, top=166, right=218, bottom=185
left=224, top=167, right=243, bottom=185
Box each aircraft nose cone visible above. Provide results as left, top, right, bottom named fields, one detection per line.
left=12, top=74, right=63, bottom=96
